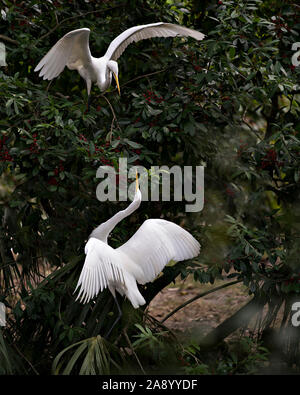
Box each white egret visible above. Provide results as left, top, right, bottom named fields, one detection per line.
left=34, top=22, right=205, bottom=101
left=74, top=172, right=200, bottom=335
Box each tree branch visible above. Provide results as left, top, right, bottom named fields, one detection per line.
left=161, top=280, right=242, bottom=323
left=199, top=294, right=267, bottom=348
left=142, top=262, right=188, bottom=306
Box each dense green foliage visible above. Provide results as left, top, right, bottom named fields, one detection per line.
left=0, top=0, right=299, bottom=374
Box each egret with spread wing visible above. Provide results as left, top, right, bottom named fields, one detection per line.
left=35, top=22, right=205, bottom=102
left=74, top=172, right=200, bottom=336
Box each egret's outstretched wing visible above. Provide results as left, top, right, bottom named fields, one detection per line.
left=34, top=28, right=92, bottom=80
left=105, top=22, right=205, bottom=61
left=74, top=238, right=126, bottom=304
left=118, top=219, right=200, bottom=284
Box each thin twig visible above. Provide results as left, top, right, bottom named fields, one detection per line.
left=46, top=80, right=53, bottom=92
left=0, top=34, right=18, bottom=46
left=0, top=239, right=7, bottom=268
left=54, top=10, right=59, bottom=25
left=122, top=329, right=146, bottom=374
left=161, top=280, right=242, bottom=323
left=12, top=343, right=39, bottom=375
left=121, top=68, right=169, bottom=89
left=105, top=67, right=170, bottom=99
left=100, top=94, right=121, bottom=141
left=39, top=6, right=122, bottom=41
left=143, top=311, right=179, bottom=342
left=242, top=118, right=261, bottom=140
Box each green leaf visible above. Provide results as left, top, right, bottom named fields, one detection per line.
left=184, top=121, right=195, bottom=136
left=123, top=139, right=142, bottom=149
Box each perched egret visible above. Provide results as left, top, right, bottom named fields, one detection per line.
left=75, top=172, right=200, bottom=335
left=34, top=22, right=205, bottom=102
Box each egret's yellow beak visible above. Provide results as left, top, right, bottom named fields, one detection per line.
left=113, top=72, right=120, bottom=95
left=136, top=169, right=139, bottom=192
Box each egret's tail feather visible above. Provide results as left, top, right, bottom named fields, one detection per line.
left=126, top=288, right=146, bottom=309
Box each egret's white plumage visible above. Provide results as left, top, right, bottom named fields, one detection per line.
left=35, top=22, right=205, bottom=96
left=75, top=179, right=200, bottom=308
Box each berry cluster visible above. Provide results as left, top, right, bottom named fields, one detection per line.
left=79, top=134, right=140, bottom=165
left=99, top=156, right=113, bottom=166
left=271, top=15, right=291, bottom=39
left=54, top=161, right=64, bottom=176
left=10, top=3, right=33, bottom=28
left=259, top=148, right=283, bottom=170
left=48, top=177, right=58, bottom=186
left=79, top=134, right=87, bottom=142
left=284, top=274, right=300, bottom=285
left=0, top=136, right=12, bottom=162
left=236, top=142, right=248, bottom=158
left=193, top=64, right=202, bottom=72
left=79, top=134, right=119, bottom=161
left=182, top=47, right=202, bottom=72
left=143, top=90, right=164, bottom=104
left=171, top=127, right=180, bottom=133
left=48, top=161, right=65, bottom=186
left=225, top=187, right=235, bottom=197
left=30, top=133, right=39, bottom=154
left=149, top=117, right=158, bottom=128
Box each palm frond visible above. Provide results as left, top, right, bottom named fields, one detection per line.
left=52, top=335, right=122, bottom=375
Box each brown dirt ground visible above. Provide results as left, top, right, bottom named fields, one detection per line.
left=147, top=276, right=252, bottom=338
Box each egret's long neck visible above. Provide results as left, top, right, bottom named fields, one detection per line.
left=90, top=191, right=142, bottom=243
left=93, top=57, right=110, bottom=91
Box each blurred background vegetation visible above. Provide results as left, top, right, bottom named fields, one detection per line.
left=0, top=0, right=299, bottom=375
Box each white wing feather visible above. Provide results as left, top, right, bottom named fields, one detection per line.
left=34, top=28, right=92, bottom=80
left=105, top=22, right=205, bottom=61
left=118, top=219, right=200, bottom=284
left=75, top=238, right=126, bottom=304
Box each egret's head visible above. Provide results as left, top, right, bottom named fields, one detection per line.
left=133, top=169, right=142, bottom=203
left=107, top=60, right=120, bottom=95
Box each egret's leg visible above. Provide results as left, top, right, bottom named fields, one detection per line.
left=86, top=79, right=92, bottom=111
left=87, top=95, right=93, bottom=112
left=104, top=295, right=122, bottom=338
